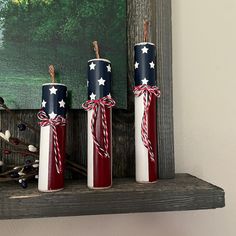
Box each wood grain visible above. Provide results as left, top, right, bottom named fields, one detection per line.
left=126, top=0, right=175, bottom=179
left=0, top=110, right=39, bottom=167
left=154, top=0, right=175, bottom=179
left=0, top=174, right=225, bottom=219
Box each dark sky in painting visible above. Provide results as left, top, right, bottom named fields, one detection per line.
left=0, top=0, right=127, bottom=109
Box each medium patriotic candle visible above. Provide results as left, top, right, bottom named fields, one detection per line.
left=83, top=41, right=115, bottom=189
left=38, top=66, right=67, bottom=192
left=133, top=28, right=161, bottom=183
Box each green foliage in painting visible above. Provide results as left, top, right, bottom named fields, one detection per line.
left=0, top=0, right=125, bottom=45
left=0, top=0, right=127, bottom=109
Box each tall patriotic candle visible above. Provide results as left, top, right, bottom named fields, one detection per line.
left=83, top=41, right=115, bottom=189
left=38, top=65, right=67, bottom=192
left=134, top=21, right=161, bottom=183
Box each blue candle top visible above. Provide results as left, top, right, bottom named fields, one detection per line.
left=87, top=59, right=112, bottom=100
left=41, top=83, right=67, bottom=118
left=134, top=42, right=156, bottom=86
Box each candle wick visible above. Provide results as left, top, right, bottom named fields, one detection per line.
left=144, top=20, right=149, bottom=42
left=49, top=65, right=56, bottom=83
left=93, top=41, right=100, bottom=59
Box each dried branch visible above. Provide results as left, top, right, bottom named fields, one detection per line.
left=93, top=41, right=100, bottom=59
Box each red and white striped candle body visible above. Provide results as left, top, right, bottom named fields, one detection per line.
left=87, top=107, right=112, bottom=189
left=84, top=58, right=114, bottom=189
left=38, top=83, right=67, bottom=192
left=134, top=42, right=159, bottom=183
left=135, top=94, right=157, bottom=182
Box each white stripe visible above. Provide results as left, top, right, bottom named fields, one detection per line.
left=88, top=58, right=111, bottom=63
left=134, top=42, right=155, bottom=46
left=87, top=110, right=94, bottom=188
left=135, top=95, right=149, bottom=182
left=38, top=126, right=50, bottom=191
left=42, top=83, right=66, bottom=87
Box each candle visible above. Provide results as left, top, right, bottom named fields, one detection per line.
left=38, top=65, right=67, bottom=192
left=83, top=41, right=115, bottom=189
left=133, top=21, right=161, bottom=183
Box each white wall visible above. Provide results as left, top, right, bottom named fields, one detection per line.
left=1, top=0, right=236, bottom=235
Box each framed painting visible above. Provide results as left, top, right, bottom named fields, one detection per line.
left=0, top=0, right=127, bottom=109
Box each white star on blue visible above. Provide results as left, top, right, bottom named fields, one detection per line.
left=42, top=84, right=67, bottom=118
left=87, top=60, right=112, bottom=100
left=134, top=43, right=157, bottom=86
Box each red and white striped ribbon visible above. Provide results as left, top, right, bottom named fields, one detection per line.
left=133, top=84, right=161, bottom=162
left=37, top=110, right=66, bottom=174
left=82, top=95, right=116, bottom=159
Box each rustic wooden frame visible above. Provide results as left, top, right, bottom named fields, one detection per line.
left=0, top=0, right=225, bottom=219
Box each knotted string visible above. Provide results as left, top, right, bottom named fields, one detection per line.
left=82, top=95, right=116, bottom=158
left=133, top=84, right=161, bottom=162
left=37, top=110, right=66, bottom=174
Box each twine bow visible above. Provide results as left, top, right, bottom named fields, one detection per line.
left=37, top=110, right=66, bottom=174
left=82, top=95, right=116, bottom=158
left=133, top=84, right=161, bottom=162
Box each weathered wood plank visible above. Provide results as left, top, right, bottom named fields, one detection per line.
left=125, top=0, right=175, bottom=178
left=119, top=0, right=154, bottom=177
left=0, top=174, right=225, bottom=219
left=0, top=110, right=39, bottom=166
left=154, top=0, right=175, bottom=178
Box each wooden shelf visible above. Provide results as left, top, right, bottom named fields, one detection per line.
left=0, top=174, right=224, bottom=219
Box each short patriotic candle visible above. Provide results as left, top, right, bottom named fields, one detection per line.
left=83, top=42, right=115, bottom=189
left=133, top=41, right=161, bottom=183
left=38, top=74, right=67, bottom=192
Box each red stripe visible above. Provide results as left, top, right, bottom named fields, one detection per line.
left=93, top=106, right=112, bottom=188
left=48, top=126, right=66, bottom=190
left=148, top=96, right=158, bottom=182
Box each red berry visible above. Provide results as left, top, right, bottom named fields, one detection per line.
left=10, top=137, right=20, bottom=145
left=22, top=153, right=30, bottom=157
left=3, top=149, right=11, bottom=155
